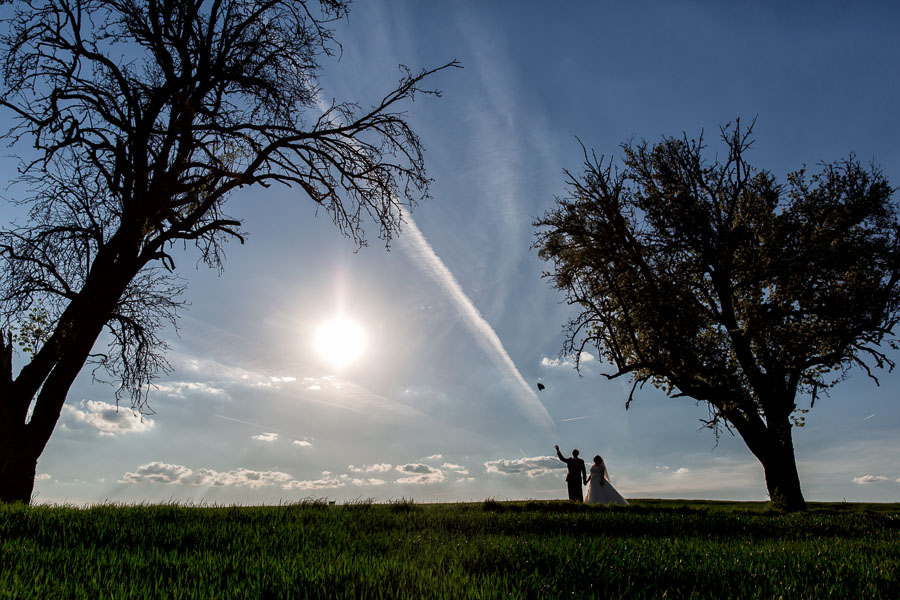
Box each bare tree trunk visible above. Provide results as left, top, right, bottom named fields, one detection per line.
left=725, top=402, right=807, bottom=512
left=0, top=334, right=37, bottom=503
left=0, top=427, right=39, bottom=503
left=0, top=258, right=136, bottom=504
left=759, top=421, right=806, bottom=512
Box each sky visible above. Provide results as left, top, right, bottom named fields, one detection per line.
left=9, top=1, right=900, bottom=505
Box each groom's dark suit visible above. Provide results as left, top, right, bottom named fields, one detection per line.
left=556, top=448, right=587, bottom=502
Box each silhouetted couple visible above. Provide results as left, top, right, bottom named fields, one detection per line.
left=555, top=444, right=628, bottom=505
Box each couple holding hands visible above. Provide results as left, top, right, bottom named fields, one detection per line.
left=555, top=444, right=628, bottom=506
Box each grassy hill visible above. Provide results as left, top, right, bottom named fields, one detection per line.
left=2, top=498, right=898, bottom=598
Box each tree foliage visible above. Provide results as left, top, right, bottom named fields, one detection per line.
left=534, top=120, right=900, bottom=509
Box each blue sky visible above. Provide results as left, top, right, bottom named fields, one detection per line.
left=13, top=1, right=900, bottom=505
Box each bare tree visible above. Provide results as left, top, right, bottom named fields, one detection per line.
left=0, top=0, right=458, bottom=503
left=535, top=120, right=900, bottom=511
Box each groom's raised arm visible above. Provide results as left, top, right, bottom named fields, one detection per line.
left=555, top=445, right=567, bottom=463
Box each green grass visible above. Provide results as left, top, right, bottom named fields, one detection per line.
left=1, top=499, right=898, bottom=599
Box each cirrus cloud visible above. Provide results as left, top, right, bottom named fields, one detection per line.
left=153, top=381, right=227, bottom=399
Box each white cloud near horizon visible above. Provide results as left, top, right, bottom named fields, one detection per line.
left=282, top=477, right=345, bottom=491
left=442, top=462, right=469, bottom=475
left=399, top=217, right=554, bottom=429
left=120, top=461, right=343, bottom=490
left=395, top=463, right=446, bottom=484
left=484, top=456, right=563, bottom=478
left=252, top=432, right=279, bottom=442
left=344, top=476, right=387, bottom=487
left=621, top=458, right=764, bottom=499
left=852, top=475, right=890, bottom=484
left=348, top=464, right=393, bottom=473
left=120, top=462, right=192, bottom=485
left=62, top=400, right=155, bottom=437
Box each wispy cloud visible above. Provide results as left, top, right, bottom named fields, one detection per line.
left=251, top=432, right=279, bottom=443
left=400, top=217, right=553, bottom=428
left=153, top=381, right=227, bottom=399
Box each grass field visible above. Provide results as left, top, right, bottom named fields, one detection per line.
left=1, top=498, right=898, bottom=599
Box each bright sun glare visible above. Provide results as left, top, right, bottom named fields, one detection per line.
left=314, top=315, right=367, bottom=371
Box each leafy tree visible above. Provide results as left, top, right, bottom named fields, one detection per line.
left=534, top=120, right=900, bottom=511
left=0, top=0, right=457, bottom=503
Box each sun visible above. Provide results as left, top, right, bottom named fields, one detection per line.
left=314, top=315, right=367, bottom=371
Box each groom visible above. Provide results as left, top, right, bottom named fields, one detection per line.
left=555, top=444, right=587, bottom=502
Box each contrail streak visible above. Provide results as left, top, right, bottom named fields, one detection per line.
left=313, top=96, right=552, bottom=428
left=399, top=217, right=554, bottom=428
left=214, top=414, right=310, bottom=440
left=560, top=415, right=597, bottom=422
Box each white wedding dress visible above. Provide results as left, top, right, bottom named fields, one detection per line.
left=585, top=461, right=628, bottom=506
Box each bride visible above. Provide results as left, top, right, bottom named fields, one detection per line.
left=585, top=455, right=628, bottom=506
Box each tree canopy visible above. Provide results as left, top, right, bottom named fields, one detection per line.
left=534, top=120, right=900, bottom=510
